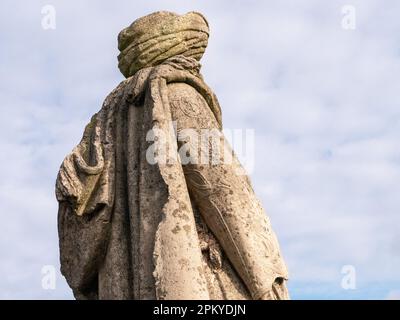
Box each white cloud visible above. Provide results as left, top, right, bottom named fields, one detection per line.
left=386, top=290, right=400, bottom=300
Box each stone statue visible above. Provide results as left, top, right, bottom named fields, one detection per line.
left=56, top=11, right=289, bottom=300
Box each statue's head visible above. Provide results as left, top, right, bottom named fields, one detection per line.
left=117, top=11, right=210, bottom=78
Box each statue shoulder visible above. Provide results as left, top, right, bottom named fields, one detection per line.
left=167, top=82, right=205, bottom=103
left=167, top=82, right=210, bottom=120
left=167, top=82, right=221, bottom=130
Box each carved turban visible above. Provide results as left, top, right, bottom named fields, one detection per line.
left=117, top=11, right=210, bottom=78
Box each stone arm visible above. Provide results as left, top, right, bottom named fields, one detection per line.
left=56, top=118, right=112, bottom=299
left=168, top=82, right=289, bottom=300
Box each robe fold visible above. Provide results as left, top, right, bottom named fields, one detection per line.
left=56, top=55, right=289, bottom=300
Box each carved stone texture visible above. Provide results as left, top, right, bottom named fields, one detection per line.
left=56, top=11, right=289, bottom=300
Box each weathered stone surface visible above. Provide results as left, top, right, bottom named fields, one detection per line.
left=118, top=11, right=209, bottom=78
left=56, top=11, right=289, bottom=300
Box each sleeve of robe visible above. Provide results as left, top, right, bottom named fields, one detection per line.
left=167, top=82, right=289, bottom=300
left=55, top=116, right=112, bottom=299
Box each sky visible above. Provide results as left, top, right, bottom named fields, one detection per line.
left=0, top=0, right=399, bottom=300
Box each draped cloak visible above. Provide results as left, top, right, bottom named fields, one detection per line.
left=56, top=12, right=289, bottom=300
